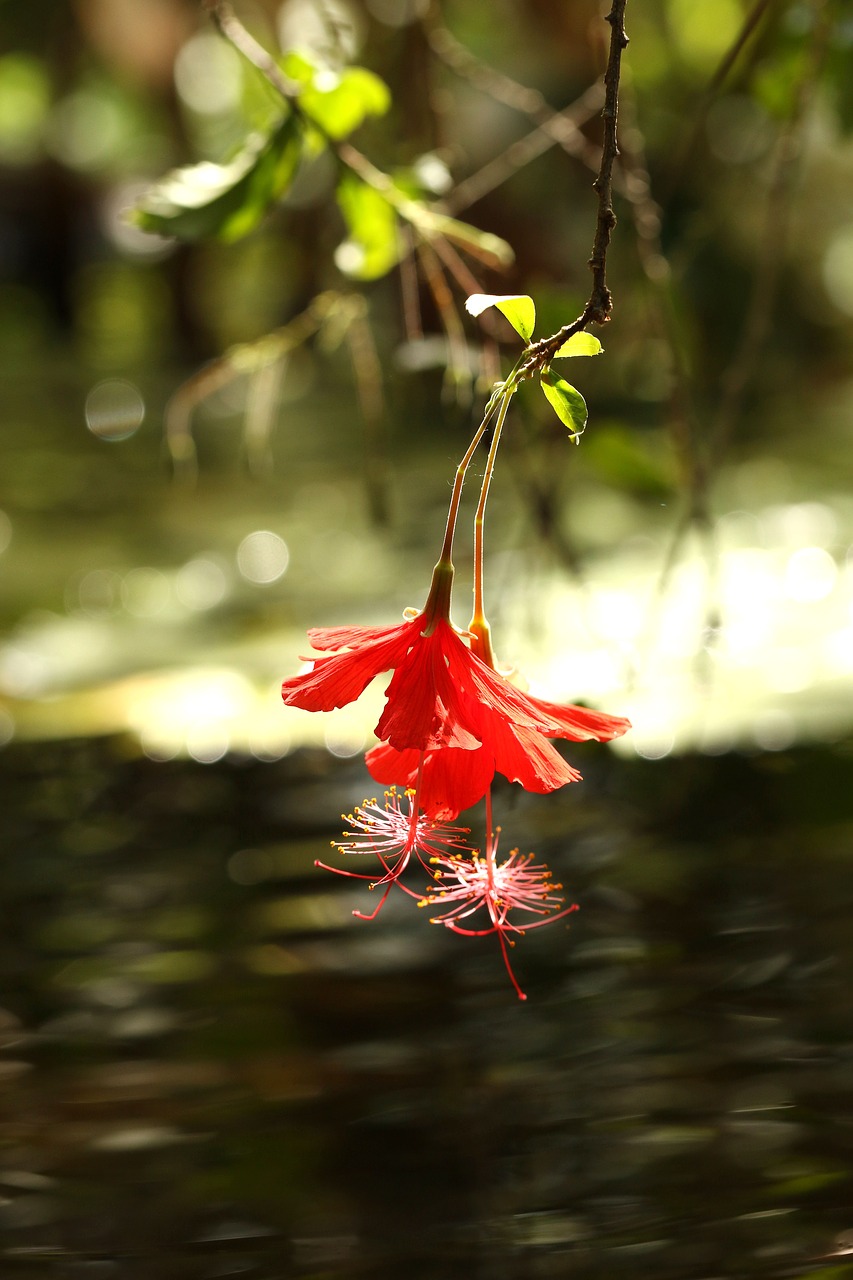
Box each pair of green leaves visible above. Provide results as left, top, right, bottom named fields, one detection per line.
left=465, top=294, right=602, bottom=439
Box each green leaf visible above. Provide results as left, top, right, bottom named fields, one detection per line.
left=554, top=331, right=603, bottom=358
left=539, top=370, right=588, bottom=438
left=130, top=115, right=303, bottom=243
left=312, top=67, right=390, bottom=138
left=335, top=173, right=399, bottom=280
left=280, top=52, right=390, bottom=139
left=465, top=293, right=535, bottom=341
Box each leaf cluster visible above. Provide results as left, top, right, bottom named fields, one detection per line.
left=466, top=294, right=603, bottom=439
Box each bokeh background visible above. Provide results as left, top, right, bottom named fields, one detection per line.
left=2, top=0, right=853, bottom=1276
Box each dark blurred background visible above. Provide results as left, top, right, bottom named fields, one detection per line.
left=2, top=0, right=853, bottom=1276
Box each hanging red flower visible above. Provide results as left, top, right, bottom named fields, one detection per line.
left=282, top=563, right=629, bottom=817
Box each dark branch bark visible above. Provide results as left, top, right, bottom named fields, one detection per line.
left=521, top=0, right=629, bottom=375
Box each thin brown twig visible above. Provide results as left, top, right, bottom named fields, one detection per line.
left=425, top=4, right=568, bottom=120
left=399, top=226, right=424, bottom=344
left=164, top=295, right=334, bottom=477
left=202, top=0, right=303, bottom=105
left=427, top=234, right=507, bottom=388
left=707, top=0, right=778, bottom=93
left=344, top=307, right=392, bottom=526
left=244, top=356, right=285, bottom=476
left=517, top=0, right=629, bottom=373
left=426, top=8, right=606, bottom=205
left=417, top=239, right=474, bottom=403
left=427, top=232, right=486, bottom=301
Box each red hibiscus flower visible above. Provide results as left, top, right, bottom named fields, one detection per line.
left=281, top=561, right=630, bottom=818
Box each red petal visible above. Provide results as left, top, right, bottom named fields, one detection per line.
left=365, top=741, right=420, bottom=785
left=419, top=745, right=493, bottom=820
left=306, top=620, right=415, bottom=652
left=446, top=642, right=563, bottom=733
left=448, top=641, right=630, bottom=741
left=376, top=621, right=482, bottom=753
left=281, top=623, right=415, bottom=712
left=489, top=717, right=582, bottom=792
left=522, top=694, right=631, bottom=742
left=366, top=740, right=492, bottom=822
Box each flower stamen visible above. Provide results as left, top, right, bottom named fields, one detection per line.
left=316, top=781, right=471, bottom=919
left=421, top=809, right=577, bottom=999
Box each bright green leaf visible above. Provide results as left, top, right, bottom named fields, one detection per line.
left=279, top=50, right=316, bottom=85
left=335, top=173, right=399, bottom=280
left=130, top=115, right=303, bottom=243
left=554, top=331, right=603, bottom=358
left=301, top=67, right=391, bottom=139
left=280, top=52, right=390, bottom=139
left=465, top=293, right=536, bottom=340
left=540, top=370, right=588, bottom=437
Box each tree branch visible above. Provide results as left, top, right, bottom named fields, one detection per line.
left=521, top=0, right=629, bottom=375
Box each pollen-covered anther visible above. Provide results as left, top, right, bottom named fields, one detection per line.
left=316, top=787, right=473, bottom=918
left=425, top=827, right=579, bottom=999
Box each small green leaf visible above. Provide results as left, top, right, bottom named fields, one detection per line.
left=302, top=67, right=391, bottom=139
left=540, top=370, right=587, bottom=437
left=465, top=293, right=535, bottom=341
left=279, top=49, right=317, bottom=85
left=280, top=52, right=390, bottom=139
left=335, top=173, right=399, bottom=280
left=554, top=331, right=603, bottom=358
left=130, top=115, right=302, bottom=243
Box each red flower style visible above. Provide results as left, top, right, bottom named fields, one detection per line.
left=420, top=827, right=578, bottom=1000
left=281, top=563, right=629, bottom=819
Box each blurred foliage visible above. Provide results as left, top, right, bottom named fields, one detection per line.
left=1, top=0, right=849, bottom=486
